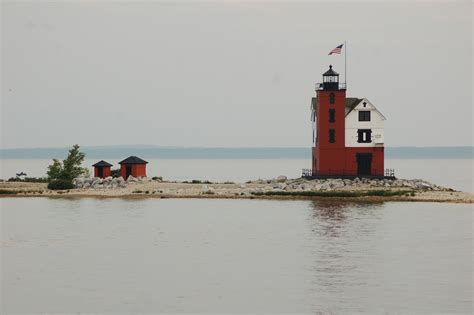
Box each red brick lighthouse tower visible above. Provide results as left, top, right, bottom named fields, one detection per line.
left=312, top=65, right=347, bottom=175
left=310, top=65, right=386, bottom=177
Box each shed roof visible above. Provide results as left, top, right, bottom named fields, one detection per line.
left=119, top=156, right=148, bottom=165
left=92, top=160, right=113, bottom=167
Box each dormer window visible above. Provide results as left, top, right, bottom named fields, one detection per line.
left=359, top=111, right=371, bottom=121
left=329, top=93, right=335, bottom=104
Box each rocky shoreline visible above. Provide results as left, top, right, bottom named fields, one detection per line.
left=71, top=175, right=451, bottom=192
left=1, top=175, right=472, bottom=203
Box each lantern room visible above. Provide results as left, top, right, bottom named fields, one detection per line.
left=92, top=160, right=112, bottom=178
left=322, top=65, right=340, bottom=90
left=119, top=156, right=148, bottom=179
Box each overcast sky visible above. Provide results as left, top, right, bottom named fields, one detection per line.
left=1, top=1, right=472, bottom=148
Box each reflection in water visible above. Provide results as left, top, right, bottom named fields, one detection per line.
left=307, top=200, right=386, bottom=312
left=309, top=200, right=383, bottom=237
left=2, top=198, right=472, bottom=313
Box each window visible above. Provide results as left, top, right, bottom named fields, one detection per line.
left=329, top=129, right=336, bottom=143
left=357, top=129, right=372, bottom=143
left=359, top=110, right=371, bottom=121
left=329, top=109, right=335, bottom=122
left=329, top=93, right=335, bottom=104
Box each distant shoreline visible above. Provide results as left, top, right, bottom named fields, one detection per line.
left=1, top=146, right=473, bottom=159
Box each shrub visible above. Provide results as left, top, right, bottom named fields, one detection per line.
left=47, top=179, right=74, bottom=190
left=152, top=176, right=163, bottom=181
left=110, top=168, right=121, bottom=178
left=47, top=144, right=87, bottom=181
left=7, top=177, right=48, bottom=183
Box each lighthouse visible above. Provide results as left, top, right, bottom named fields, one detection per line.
left=310, top=65, right=386, bottom=177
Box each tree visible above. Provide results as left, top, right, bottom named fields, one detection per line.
left=47, top=144, right=88, bottom=181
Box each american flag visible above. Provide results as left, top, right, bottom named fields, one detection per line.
left=328, top=44, right=344, bottom=55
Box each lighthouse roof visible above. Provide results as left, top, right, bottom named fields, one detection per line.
left=323, top=65, right=339, bottom=76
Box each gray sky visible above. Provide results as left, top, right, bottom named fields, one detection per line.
left=1, top=1, right=472, bottom=148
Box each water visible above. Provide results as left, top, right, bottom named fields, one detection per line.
left=1, top=158, right=473, bottom=192
left=1, top=198, right=472, bottom=313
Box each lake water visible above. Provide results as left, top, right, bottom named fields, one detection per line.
left=1, top=198, right=472, bottom=313
left=1, top=158, right=473, bottom=192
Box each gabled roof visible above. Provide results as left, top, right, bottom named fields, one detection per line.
left=345, top=98, right=363, bottom=115
left=92, top=160, right=113, bottom=167
left=119, top=156, right=148, bottom=165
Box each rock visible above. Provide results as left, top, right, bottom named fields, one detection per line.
left=331, top=181, right=345, bottom=190
left=276, top=175, right=287, bottom=183
left=416, top=182, right=432, bottom=190
left=202, top=185, right=215, bottom=194
left=240, top=184, right=246, bottom=189
left=320, top=182, right=331, bottom=191
left=127, top=175, right=138, bottom=182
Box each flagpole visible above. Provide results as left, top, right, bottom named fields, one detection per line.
left=345, top=40, right=347, bottom=86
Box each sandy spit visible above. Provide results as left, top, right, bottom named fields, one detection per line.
left=0, top=181, right=473, bottom=204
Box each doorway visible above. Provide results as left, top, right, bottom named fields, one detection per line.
left=357, top=153, right=372, bottom=176
left=97, top=167, right=103, bottom=178
left=125, top=165, right=132, bottom=179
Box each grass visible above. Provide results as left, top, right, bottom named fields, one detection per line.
left=0, top=189, right=45, bottom=195
left=182, top=180, right=213, bottom=184
left=0, top=189, right=18, bottom=195
left=250, top=190, right=415, bottom=198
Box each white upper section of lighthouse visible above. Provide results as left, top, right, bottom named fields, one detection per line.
left=345, top=98, right=385, bottom=147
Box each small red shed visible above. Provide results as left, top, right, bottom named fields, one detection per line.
left=119, top=156, right=148, bottom=179
left=92, top=160, right=113, bottom=178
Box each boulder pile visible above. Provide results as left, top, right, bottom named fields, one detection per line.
left=73, top=176, right=128, bottom=189
left=247, top=176, right=450, bottom=192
